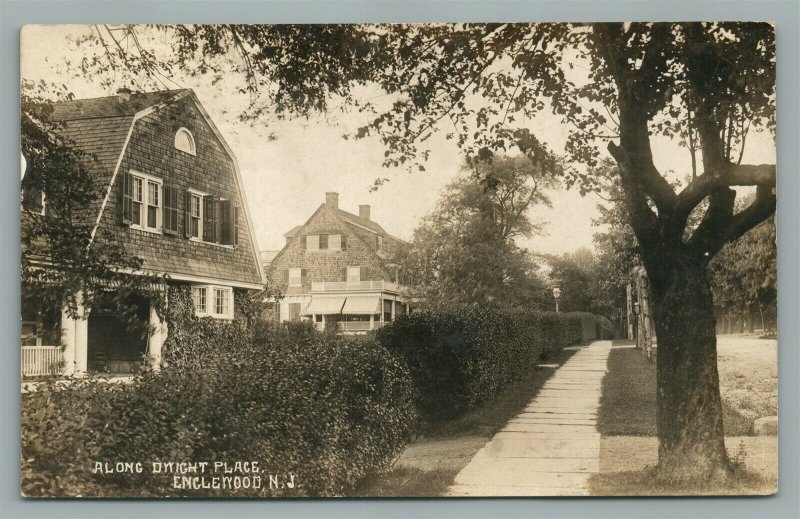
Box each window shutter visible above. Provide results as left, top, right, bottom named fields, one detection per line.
left=203, top=195, right=217, bottom=242
left=360, top=266, right=368, bottom=281
left=319, top=234, right=328, bottom=250
left=341, top=234, right=347, bottom=250
left=301, top=268, right=308, bottom=286
left=220, top=199, right=232, bottom=245
left=341, top=267, right=347, bottom=281
left=120, top=172, right=132, bottom=225
left=215, top=198, right=224, bottom=244
left=234, top=205, right=240, bottom=247
left=184, top=190, right=192, bottom=238
left=163, top=185, right=179, bottom=235
left=300, top=236, right=307, bottom=250
left=161, top=186, right=169, bottom=232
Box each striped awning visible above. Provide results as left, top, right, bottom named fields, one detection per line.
left=341, top=295, right=381, bottom=315
left=303, top=296, right=345, bottom=315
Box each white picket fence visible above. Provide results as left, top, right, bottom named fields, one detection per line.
left=21, top=346, right=63, bottom=377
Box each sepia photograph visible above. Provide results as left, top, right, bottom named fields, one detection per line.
left=19, top=21, right=778, bottom=498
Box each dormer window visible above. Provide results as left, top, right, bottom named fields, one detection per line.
left=174, top=127, right=196, bottom=155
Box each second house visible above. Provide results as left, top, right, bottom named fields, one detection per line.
left=267, top=192, right=411, bottom=333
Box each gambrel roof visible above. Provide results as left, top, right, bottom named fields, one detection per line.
left=42, top=89, right=265, bottom=288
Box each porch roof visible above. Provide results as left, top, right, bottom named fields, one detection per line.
left=341, top=295, right=381, bottom=315
left=303, top=296, right=346, bottom=315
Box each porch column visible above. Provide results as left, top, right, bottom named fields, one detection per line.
left=60, top=305, right=76, bottom=376
left=62, top=291, right=89, bottom=377
left=74, top=302, right=89, bottom=376
left=148, top=304, right=165, bottom=372
left=369, top=314, right=374, bottom=330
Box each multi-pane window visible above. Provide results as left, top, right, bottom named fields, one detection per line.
left=328, top=234, right=342, bottom=250
left=147, top=180, right=160, bottom=229
left=192, top=285, right=233, bottom=319
left=174, top=128, right=196, bottom=155
left=126, top=172, right=162, bottom=232
left=192, top=287, right=207, bottom=314
left=376, top=235, right=384, bottom=252
left=131, top=176, right=143, bottom=225
left=214, top=288, right=229, bottom=316
left=184, top=190, right=237, bottom=246
left=189, top=193, right=202, bottom=239
left=306, top=234, right=320, bottom=251
left=288, top=268, right=302, bottom=287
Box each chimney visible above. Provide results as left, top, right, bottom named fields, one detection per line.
left=359, top=204, right=371, bottom=221
left=117, top=87, right=132, bottom=103
left=325, top=192, right=339, bottom=209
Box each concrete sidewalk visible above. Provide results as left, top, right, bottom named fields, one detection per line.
left=447, top=340, right=613, bottom=496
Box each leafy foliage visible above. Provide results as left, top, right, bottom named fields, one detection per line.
left=545, top=248, right=596, bottom=313
left=22, top=320, right=416, bottom=497
left=398, top=154, right=553, bottom=309
left=375, top=306, right=586, bottom=422
left=709, top=212, right=776, bottom=327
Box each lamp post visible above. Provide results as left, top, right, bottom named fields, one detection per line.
left=552, top=286, right=561, bottom=313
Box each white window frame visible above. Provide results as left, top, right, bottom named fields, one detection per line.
left=174, top=127, right=197, bottom=156
left=347, top=266, right=361, bottom=284
left=288, top=268, right=302, bottom=288
left=376, top=235, right=384, bottom=252
left=192, top=286, right=208, bottom=315
left=328, top=234, right=342, bottom=251
left=129, top=171, right=163, bottom=234
left=192, top=284, right=233, bottom=320
left=213, top=287, right=232, bottom=318
left=188, top=189, right=206, bottom=241
left=306, top=234, right=320, bottom=251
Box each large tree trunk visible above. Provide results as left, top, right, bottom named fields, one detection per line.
left=648, top=257, right=731, bottom=482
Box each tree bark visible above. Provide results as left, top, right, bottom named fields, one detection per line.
left=649, top=257, right=731, bottom=482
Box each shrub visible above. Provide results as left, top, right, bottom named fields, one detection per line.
left=375, top=306, right=585, bottom=422
left=22, top=320, right=416, bottom=497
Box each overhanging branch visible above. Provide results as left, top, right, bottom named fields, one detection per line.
left=674, top=162, right=776, bottom=222
left=688, top=185, right=776, bottom=259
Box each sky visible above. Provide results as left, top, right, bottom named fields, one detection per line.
left=20, top=25, right=776, bottom=256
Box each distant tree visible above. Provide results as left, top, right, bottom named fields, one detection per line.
left=545, top=248, right=596, bottom=313
left=400, top=154, right=552, bottom=309
left=21, top=82, right=165, bottom=335
left=710, top=209, right=776, bottom=333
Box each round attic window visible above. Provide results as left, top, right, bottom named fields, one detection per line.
left=174, top=127, right=196, bottom=155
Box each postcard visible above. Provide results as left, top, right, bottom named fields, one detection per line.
left=20, top=22, right=777, bottom=497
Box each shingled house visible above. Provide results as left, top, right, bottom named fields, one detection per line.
left=21, top=88, right=264, bottom=377
left=268, top=192, right=410, bottom=333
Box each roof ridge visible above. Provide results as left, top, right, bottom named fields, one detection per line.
left=51, top=88, right=187, bottom=105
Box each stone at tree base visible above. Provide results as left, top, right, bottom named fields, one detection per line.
left=753, top=416, right=778, bottom=436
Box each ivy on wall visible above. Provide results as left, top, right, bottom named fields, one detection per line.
left=162, top=282, right=257, bottom=368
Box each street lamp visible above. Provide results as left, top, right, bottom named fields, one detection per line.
left=552, top=286, right=561, bottom=313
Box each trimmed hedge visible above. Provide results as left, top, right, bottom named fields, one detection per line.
left=21, top=321, right=416, bottom=497
left=375, top=306, right=584, bottom=421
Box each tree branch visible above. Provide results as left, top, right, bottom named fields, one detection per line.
left=689, top=185, right=776, bottom=259
left=674, top=162, right=776, bottom=222
left=593, top=24, right=678, bottom=217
